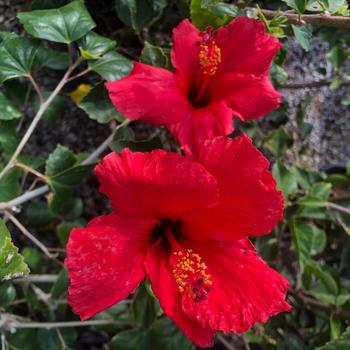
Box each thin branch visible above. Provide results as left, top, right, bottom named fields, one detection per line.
left=253, top=8, right=350, bottom=28
left=242, top=336, right=252, bottom=350
left=0, top=60, right=81, bottom=181
left=289, top=289, right=350, bottom=320
left=12, top=274, right=59, bottom=284
left=0, top=314, right=129, bottom=331
left=1, top=332, right=6, bottom=350
left=0, top=120, right=130, bottom=211
left=15, top=162, right=48, bottom=183
left=66, top=67, right=91, bottom=82
left=281, top=79, right=350, bottom=89
left=27, top=74, right=44, bottom=104
left=0, top=185, right=49, bottom=211
left=328, top=202, right=350, bottom=216
left=5, top=210, right=61, bottom=263
left=81, top=119, right=130, bottom=165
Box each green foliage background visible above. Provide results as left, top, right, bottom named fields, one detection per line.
left=0, top=0, right=350, bottom=349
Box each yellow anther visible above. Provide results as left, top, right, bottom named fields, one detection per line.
left=171, top=248, right=212, bottom=302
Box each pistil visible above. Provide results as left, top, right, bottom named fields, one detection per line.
left=165, top=226, right=212, bottom=302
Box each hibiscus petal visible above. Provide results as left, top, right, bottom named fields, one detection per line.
left=215, top=16, right=281, bottom=76
left=94, top=149, right=218, bottom=219
left=183, top=135, right=284, bottom=241
left=105, top=62, right=191, bottom=125
left=65, top=212, right=157, bottom=320
left=181, top=238, right=291, bottom=334
left=168, top=100, right=233, bottom=154
left=207, top=73, right=280, bottom=120
left=171, top=19, right=201, bottom=87
left=144, top=241, right=215, bottom=348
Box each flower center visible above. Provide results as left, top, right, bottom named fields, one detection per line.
left=198, top=26, right=221, bottom=77
left=163, top=224, right=212, bottom=302
left=171, top=249, right=212, bottom=302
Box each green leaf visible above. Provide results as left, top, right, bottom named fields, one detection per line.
left=45, top=145, right=77, bottom=177
left=282, top=0, right=307, bottom=13
left=190, top=0, right=228, bottom=30
left=270, top=62, right=289, bottom=85
left=0, top=168, right=21, bottom=202
left=36, top=46, right=69, bottom=70
left=34, top=92, right=65, bottom=124
left=306, top=259, right=339, bottom=295
left=79, top=83, right=124, bottom=123
left=0, top=282, right=16, bottom=306
left=326, top=46, right=348, bottom=72
left=18, top=0, right=96, bottom=44
left=0, top=218, right=30, bottom=282
left=141, top=42, right=169, bottom=68
left=115, top=0, right=155, bottom=33
left=56, top=220, right=85, bottom=245
left=292, top=25, right=312, bottom=51
left=25, top=200, right=55, bottom=227
left=289, top=219, right=326, bottom=272
left=48, top=164, right=94, bottom=197
left=78, top=31, right=116, bottom=59
left=0, top=120, right=20, bottom=154
left=272, top=161, right=298, bottom=202
left=317, top=325, right=350, bottom=349
left=330, top=315, right=341, bottom=340
left=111, top=317, right=191, bottom=350
left=110, top=126, right=135, bottom=153
left=21, top=247, right=43, bottom=272
left=311, top=182, right=332, bottom=200
left=0, top=36, right=39, bottom=83
left=307, top=0, right=349, bottom=15
left=7, top=330, right=40, bottom=350
left=265, top=127, right=292, bottom=158
left=133, top=282, right=158, bottom=329
left=88, top=51, right=132, bottom=81
left=50, top=268, right=69, bottom=299
left=292, top=166, right=323, bottom=191
left=37, top=328, right=77, bottom=350
left=0, top=92, right=22, bottom=120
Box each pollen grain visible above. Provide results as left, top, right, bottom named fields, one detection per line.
left=198, top=27, right=221, bottom=76
left=172, top=249, right=212, bottom=302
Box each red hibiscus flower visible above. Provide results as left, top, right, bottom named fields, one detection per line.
left=65, top=135, right=291, bottom=348
left=105, top=17, right=281, bottom=153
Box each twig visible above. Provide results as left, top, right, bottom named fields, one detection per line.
left=81, top=119, right=130, bottom=165
left=4, top=210, right=61, bottom=263
left=242, top=336, right=252, bottom=350
left=289, top=289, right=350, bottom=320
left=0, top=60, right=81, bottom=181
left=12, top=274, right=59, bottom=284
left=66, top=67, right=91, bottom=82
left=328, top=202, right=350, bottom=216
left=252, top=8, right=350, bottom=28
left=15, top=162, right=48, bottom=183
left=0, top=185, right=49, bottom=211
left=0, top=314, right=129, bottom=331
left=0, top=120, right=130, bottom=211
left=27, top=74, right=44, bottom=104
left=217, top=334, right=237, bottom=350
left=1, top=332, right=7, bottom=350
left=281, top=79, right=350, bottom=89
